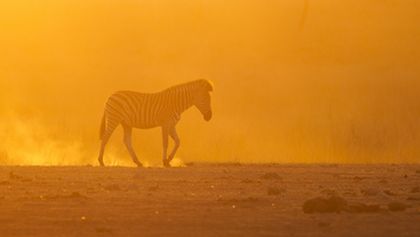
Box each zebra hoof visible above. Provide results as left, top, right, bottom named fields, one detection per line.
left=133, top=161, right=143, bottom=167
left=163, top=160, right=171, bottom=168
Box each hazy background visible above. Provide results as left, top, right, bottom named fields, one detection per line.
left=0, top=0, right=419, bottom=165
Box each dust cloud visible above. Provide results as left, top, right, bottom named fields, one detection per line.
left=0, top=1, right=419, bottom=165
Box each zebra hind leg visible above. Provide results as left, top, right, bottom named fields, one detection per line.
left=98, top=138, right=108, bottom=166
left=98, top=119, right=118, bottom=166
left=122, top=124, right=143, bottom=167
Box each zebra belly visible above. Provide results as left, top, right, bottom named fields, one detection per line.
left=132, top=122, right=160, bottom=129
left=128, top=115, right=161, bottom=129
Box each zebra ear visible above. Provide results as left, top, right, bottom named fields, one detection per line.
left=197, top=79, right=213, bottom=91
left=204, top=80, right=214, bottom=92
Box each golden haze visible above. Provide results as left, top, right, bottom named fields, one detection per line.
left=0, top=0, right=420, bottom=165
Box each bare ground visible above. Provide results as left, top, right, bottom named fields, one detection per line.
left=0, top=164, right=420, bottom=237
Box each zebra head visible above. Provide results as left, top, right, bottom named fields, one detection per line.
left=194, top=79, right=213, bottom=121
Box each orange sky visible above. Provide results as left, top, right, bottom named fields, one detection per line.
left=0, top=1, right=420, bottom=165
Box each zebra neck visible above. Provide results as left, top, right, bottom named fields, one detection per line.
left=169, top=87, right=194, bottom=114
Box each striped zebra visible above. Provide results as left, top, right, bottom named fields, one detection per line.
left=98, top=79, right=213, bottom=167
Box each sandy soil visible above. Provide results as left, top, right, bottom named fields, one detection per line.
left=0, top=164, right=420, bottom=237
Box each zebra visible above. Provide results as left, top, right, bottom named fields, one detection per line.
left=98, top=79, right=213, bottom=167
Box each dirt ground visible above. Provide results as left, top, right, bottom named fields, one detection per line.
left=0, top=164, right=419, bottom=237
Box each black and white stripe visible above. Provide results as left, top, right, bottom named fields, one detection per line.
left=98, top=79, right=213, bottom=167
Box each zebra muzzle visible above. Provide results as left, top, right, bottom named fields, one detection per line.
left=204, top=111, right=212, bottom=121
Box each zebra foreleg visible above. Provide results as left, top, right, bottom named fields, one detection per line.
left=98, top=126, right=115, bottom=166
left=168, top=126, right=180, bottom=163
left=123, top=124, right=143, bottom=167
left=162, top=127, right=171, bottom=167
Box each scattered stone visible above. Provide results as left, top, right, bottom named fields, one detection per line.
left=243, top=197, right=259, bottom=202
left=303, top=196, right=347, bottom=214
left=407, top=196, right=420, bottom=201
left=267, top=187, right=285, bottom=196
left=411, top=187, right=420, bottom=193
left=185, top=162, right=195, bottom=167
left=383, top=190, right=397, bottom=196
left=378, top=179, right=388, bottom=184
left=44, top=192, right=88, bottom=201
left=361, top=188, right=379, bottom=196
left=9, top=172, right=32, bottom=182
left=96, top=227, right=113, bottom=234
left=9, top=172, right=22, bottom=180
left=343, top=191, right=357, bottom=197
left=388, top=202, right=409, bottom=212
left=260, top=172, right=282, bottom=180
left=303, top=195, right=386, bottom=214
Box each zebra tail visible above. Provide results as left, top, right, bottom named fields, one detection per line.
left=99, top=112, right=106, bottom=140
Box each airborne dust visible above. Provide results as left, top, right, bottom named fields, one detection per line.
left=0, top=1, right=419, bottom=165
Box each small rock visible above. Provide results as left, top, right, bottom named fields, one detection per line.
left=353, top=176, right=366, bottom=182
left=185, top=162, right=194, bottom=167
left=361, top=188, right=379, bottom=196
left=388, top=202, right=409, bottom=212
left=149, top=185, right=159, bottom=191
left=378, top=179, right=388, bottom=184
left=267, top=187, right=285, bottom=196
left=411, top=187, right=420, bottom=193
left=44, top=192, right=88, bottom=200
left=96, top=227, right=113, bottom=234
left=383, top=190, right=397, bottom=196
left=303, top=196, right=347, bottom=214
left=9, top=172, right=21, bottom=180
left=242, top=197, right=259, bottom=202
left=406, top=196, right=420, bottom=201
left=9, top=172, right=32, bottom=182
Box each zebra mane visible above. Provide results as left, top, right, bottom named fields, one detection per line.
left=166, top=79, right=214, bottom=92
left=196, top=79, right=214, bottom=91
